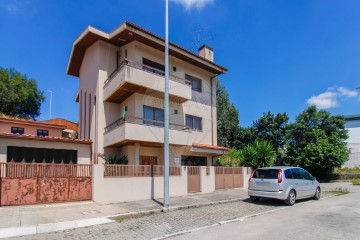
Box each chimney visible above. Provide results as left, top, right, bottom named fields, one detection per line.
left=198, top=45, right=214, bottom=62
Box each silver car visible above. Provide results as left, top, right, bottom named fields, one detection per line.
left=248, top=166, right=320, bottom=206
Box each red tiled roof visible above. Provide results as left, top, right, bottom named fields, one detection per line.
left=192, top=143, right=229, bottom=151
left=0, top=132, right=92, bottom=144
left=0, top=117, right=66, bottom=129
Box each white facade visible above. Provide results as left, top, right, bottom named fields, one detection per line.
left=68, top=22, right=228, bottom=166
left=344, top=115, right=360, bottom=168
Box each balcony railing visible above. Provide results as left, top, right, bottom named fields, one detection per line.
left=104, top=59, right=191, bottom=88
left=104, top=115, right=191, bottom=134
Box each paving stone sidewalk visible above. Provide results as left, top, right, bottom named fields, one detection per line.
left=0, top=188, right=248, bottom=231
left=2, top=183, right=343, bottom=239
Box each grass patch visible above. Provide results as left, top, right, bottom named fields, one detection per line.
left=325, top=187, right=350, bottom=196
left=352, top=179, right=360, bottom=185
left=334, top=167, right=360, bottom=174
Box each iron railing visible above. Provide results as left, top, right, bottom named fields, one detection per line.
left=104, top=59, right=192, bottom=87
left=104, top=115, right=191, bottom=133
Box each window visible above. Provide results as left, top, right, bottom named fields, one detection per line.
left=11, top=127, right=24, bottom=135
left=37, top=130, right=49, bottom=137
left=143, top=105, right=164, bottom=126
left=291, top=168, right=302, bottom=179
left=7, top=146, right=77, bottom=164
left=252, top=169, right=279, bottom=179
left=185, top=115, right=202, bottom=131
left=181, top=156, right=207, bottom=166
left=284, top=169, right=293, bottom=179
left=299, top=169, right=312, bottom=180
left=185, top=74, right=202, bottom=92
left=142, top=58, right=165, bottom=76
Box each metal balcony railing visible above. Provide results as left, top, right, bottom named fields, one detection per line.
left=104, top=59, right=191, bottom=88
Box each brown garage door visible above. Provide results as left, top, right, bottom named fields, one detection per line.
left=187, top=166, right=200, bottom=193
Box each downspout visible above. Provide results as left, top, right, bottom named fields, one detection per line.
left=210, top=73, right=221, bottom=146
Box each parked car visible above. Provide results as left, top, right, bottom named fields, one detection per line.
left=248, top=166, right=320, bottom=206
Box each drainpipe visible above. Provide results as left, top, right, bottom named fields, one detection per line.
left=210, top=74, right=221, bottom=146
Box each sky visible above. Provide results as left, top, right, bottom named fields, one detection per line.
left=0, top=0, right=359, bottom=127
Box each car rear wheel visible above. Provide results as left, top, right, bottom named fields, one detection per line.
left=313, top=187, right=321, bottom=200
left=285, top=190, right=296, bottom=206
left=250, top=196, right=260, bottom=202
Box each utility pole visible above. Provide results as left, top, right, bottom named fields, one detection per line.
left=163, top=0, right=170, bottom=208
left=48, top=90, right=52, bottom=119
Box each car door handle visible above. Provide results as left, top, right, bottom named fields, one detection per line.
left=294, top=182, right=298, bottom=185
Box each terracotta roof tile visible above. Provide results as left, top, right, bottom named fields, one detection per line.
left=192, top=143, right=229, bottom=151
left=0, top=132, right=92, bottom=144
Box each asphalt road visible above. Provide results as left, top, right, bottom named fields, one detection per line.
left=173, top=183, right=360, bottom=240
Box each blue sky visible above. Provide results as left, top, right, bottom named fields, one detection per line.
left=0, top=0, right=359, bottom=126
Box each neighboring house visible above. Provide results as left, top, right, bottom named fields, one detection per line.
left=67, top=21, right=228, bottom=166
left=0, top=116, right=91, bottom=164
left=344, top=114, right=360, bottom=168
left=42, top=118, right=78, bottom=138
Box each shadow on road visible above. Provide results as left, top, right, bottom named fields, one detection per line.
left=242, top=197, right=313, bottom=206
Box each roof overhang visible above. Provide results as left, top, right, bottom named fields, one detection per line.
left=345, top=114, right=360, bottom=121
left=0, top=118, right=65, bottom=129
left=191, top=143, right=229, bottom=155
left=0, top=132, right=92, bottom=145
left=67, top=21, right=227, bottom=77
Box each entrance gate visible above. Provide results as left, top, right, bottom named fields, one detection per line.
left=187, top=166, right=201, bottom=193
left=215, top=167, right=243, bottom=190
left=0, top=163, right=92, bottom=206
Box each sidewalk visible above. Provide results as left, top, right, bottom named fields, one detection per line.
left=0, top=188, right=248, bottom=238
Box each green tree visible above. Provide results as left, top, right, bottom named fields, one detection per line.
left=233, top=126, right=257, bottom=149
left=252, top=112, right=289, bottom=165
left=240, top=140, right=276, bottom=169
left=216, top=80, right=239, bottom=148
left=216, top=148, right=243, bottom=166
left=0, top=67, right=45, bottom=119
left=286, top=106, right=350, bottom=179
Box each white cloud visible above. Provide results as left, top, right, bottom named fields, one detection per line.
left=306, top=87, right=358, bottom=109
left=307, top=92, right=339, bottom=109
left=337, top=87, right=358, bottom=97
left=170, top=0, right=214, bottom=11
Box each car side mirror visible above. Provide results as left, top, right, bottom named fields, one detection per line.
left=311, top=177, right=316, bottom=181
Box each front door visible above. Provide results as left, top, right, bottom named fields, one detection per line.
left=140, top=156, right=157, bottom=165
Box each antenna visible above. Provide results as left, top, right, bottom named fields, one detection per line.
left=191, top=26, right=212, bottom=50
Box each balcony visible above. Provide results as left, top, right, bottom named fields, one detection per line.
left=103, top=116, right=201, bottom=147
left=103, top=59, right=192, bottom=103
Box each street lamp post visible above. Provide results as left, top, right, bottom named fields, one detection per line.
left=163, top=0, right=170, bottom=208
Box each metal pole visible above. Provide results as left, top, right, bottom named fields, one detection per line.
left=48, top=90, right=52, bottom=119
left=163, top=0, right=170, bottom=208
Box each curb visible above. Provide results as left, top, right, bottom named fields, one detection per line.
left=0, top=197, right=246, bottom=239
left=0, top=217, right=114, bottom=239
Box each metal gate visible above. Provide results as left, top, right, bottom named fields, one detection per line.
left=0, top=163, right=92, bottom=206
left=187, top=166, right=201, bottom=193
left=215, top=167, right=243, bottom=190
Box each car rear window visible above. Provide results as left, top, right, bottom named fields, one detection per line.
left=252, top=169, right=279, bottom=179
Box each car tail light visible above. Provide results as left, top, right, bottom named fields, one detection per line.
left=278, top=169, right=283, bottom=183
left=249, top=169, right=256, bottom=182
